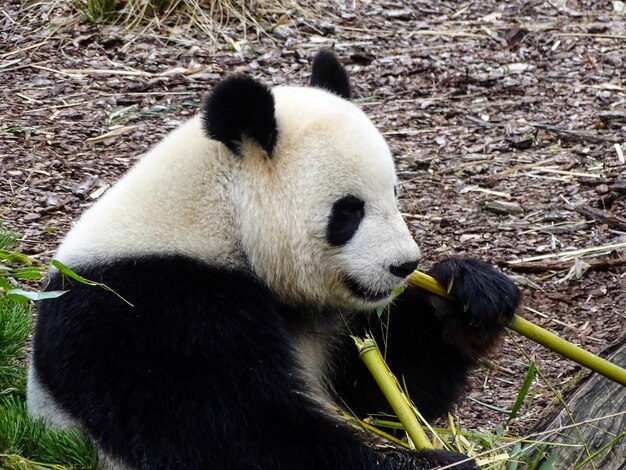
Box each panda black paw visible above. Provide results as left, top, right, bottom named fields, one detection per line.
left=429, top=257, right=520, bottom=333
left=413, top=448, right=479, bottom=469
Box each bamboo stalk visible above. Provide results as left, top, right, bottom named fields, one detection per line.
left=353, top=336, right=433, bottom=449
left=508, top=316, right=626, bottom=386
left=408, top=270, right=626, bottom=387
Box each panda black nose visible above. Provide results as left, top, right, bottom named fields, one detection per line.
left=389, top=260, right=419, bottom=278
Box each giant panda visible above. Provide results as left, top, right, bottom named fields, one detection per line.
left=28, top=51, right=520, bottom=470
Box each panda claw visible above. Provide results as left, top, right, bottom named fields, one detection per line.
left=446, top=277, right=455, bottom=295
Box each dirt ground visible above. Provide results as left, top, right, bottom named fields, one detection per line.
left=1, top=0, right=625, bottom=439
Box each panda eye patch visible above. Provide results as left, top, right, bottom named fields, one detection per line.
left=327, top=195, right=365, bottom=246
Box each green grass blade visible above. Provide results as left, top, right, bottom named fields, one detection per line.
left=0, top=223, right=18, bottom=250
left=506, top=442, right=522, bottom=470
left=538, top=450, right=557, bottom=470
left=507, top=360, right=536, bottom=425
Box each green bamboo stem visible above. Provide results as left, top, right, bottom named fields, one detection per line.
left=408, top=270, right=626, bottom=387
left=353, top=336, right=433, bottom=449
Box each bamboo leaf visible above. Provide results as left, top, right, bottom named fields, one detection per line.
left=391, top=285, right=405, bottom=297
left=506, top=442, right=522, bottom=470
left=0, top=277, right=11, bottom=291
left=6, top=289, right=67, bottom=302
left=538, top=450, right=556, bottom=470
left=51, top=260, right=98, bottom=286
left=507, top=360, right=536, bottom=424
left=51, top=260, right=133, bottom=307
left=1, top=267, right=44, bottom=280
left=0, top=250, right=36, bottom=266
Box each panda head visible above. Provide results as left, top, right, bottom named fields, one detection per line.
left=203, top=51, right=421, bottom=310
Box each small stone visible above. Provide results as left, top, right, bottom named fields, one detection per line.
left=273, top=26, right=294, bottom=39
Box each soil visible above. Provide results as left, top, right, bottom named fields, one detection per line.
left=1, top=0, right=625, bottom=441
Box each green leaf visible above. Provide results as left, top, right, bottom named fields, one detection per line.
left=51, top=260, right=98, bottom=286
left=0, top=277, right=11, bottom=290
left=507, top=360, right=536, bottom=424
left=506, top=442, right=522, bottom=470
left=391, top=285, right=406, bottom=298
left=6, top=289, right=67, bottom=302
left=52, top=260, right=133, bottom=307
left=0, top=250, right=35, bottom=266
left=538, top=450, right=556, bottom=470
left=524, top=444, right=548, bottom=469
left=0, top=267, right=44, bottom=280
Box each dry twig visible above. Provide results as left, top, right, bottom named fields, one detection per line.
left=574, top=205, right=626, bottom=232
left=498, top=257, right=626, bottom=273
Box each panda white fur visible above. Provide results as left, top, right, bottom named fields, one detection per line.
left=28, top=51, right=519, bottom=470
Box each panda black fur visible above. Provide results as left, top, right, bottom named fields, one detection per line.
left=28, top=51, right=520, bottom=470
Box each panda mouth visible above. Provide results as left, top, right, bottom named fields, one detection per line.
left=343, top=276, right=394, bottom=302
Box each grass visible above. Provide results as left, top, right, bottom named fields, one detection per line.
left=72, top=0, right=309, bottom=47
left=0, top=298, right=30, bottom=396
left=0, top=223, right=25, bottom=396
left=0, top=224, right=18, bottom=253
left=0, top=396, right=98, bottom=470
left=0, top=224, right=98, bottom=470
left=75, top=0, right=121, bottom=22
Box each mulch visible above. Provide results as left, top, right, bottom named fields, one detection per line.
left=1, top=0, right=625, bottom=436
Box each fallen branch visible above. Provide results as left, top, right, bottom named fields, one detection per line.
left=530, top=123, right=619, bottom=144
left=574, top=205, right=626, bottom=232
left=498, top=257, right=626, bottom=273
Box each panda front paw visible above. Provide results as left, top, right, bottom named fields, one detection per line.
left=428, top=257, right=520, bottom=351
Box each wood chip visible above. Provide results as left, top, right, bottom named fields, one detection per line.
left=484, top=200, right=523, bottom=215
left=615, top=143, right=625, bottom=164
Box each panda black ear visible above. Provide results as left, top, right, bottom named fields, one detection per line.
left=202, top=76, right=277, bottom=157
left=309, top=50, right=351, bottom=100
